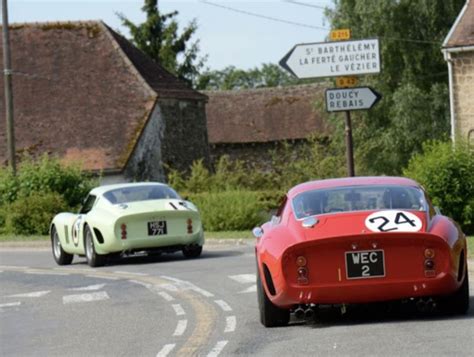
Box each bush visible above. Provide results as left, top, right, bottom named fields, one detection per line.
left=403, top=141, right=474, bottom=234
left=0, top=155, right=97, bottom=207
left=4, top=192, right=68, bottom=235
left=188, top=191, right=267, bottom=231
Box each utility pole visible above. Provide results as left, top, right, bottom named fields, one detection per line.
left=2, top=0, right=16, bottom=174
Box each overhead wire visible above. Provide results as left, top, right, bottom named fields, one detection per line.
left=200, top=0, right=443, bottom=46
left=199, top=0, right=329, bottom=31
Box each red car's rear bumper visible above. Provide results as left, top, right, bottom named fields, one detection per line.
left=271, top=271, right=459, bottom=307
left=259, top=232, right=465, bottom=308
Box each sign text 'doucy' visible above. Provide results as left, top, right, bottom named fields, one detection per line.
left=325, top=87, right=381, bottom=112
left=280, top=38, right=380, bottom=79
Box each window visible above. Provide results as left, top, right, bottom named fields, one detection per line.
left=292, top=185, right=426, bottom=220
left=80, top=195, right=96, bottom=214
left=103, top=185, right=181, bottom=205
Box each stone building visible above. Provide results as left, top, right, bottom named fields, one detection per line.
left=0, top=21, right=210, bottom=183
left=204, top=83, right=329, bottom=168
left=442, top=0, right=474, bottom=145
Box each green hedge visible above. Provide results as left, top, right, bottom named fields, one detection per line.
left=3, top=192, right=68, bottom=235
left=188, top=191, right=270, bottom=231
left=404, top=141, right=474, bottom=234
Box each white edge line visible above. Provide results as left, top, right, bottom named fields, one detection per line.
left=113, top=271, right=149, bottom=276
left=25, top=271, right=69, bottom=276
left=207, top=340, right=228, bottom=357
left=214, top=299, right=232, bottom=312
left=173, top=319, right=188, bottom=336
left=156, top=343, right=176, bottom=357
left=0, top=302, right=21, bottom=308
left=224, top=316, right=236, bottom=333
left=85, top=275, right=119, bottom=280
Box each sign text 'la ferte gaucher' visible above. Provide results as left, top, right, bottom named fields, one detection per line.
left=279, top=38, right=380, bottom=79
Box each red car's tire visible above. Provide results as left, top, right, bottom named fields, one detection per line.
left=257, top=263, right=290, bottom=327
left=84, top=225, right=106, bottom=267
left=440, top=264, right=469, bottom=315
left=51, top=226, right=73, bottom=266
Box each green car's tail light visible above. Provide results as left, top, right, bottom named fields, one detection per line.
left=187, top=218, right=193, bottom=234
left=121, top=223, right=127, bottom=240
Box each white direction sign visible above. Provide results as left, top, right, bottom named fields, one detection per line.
left=325, top=87, right=381, bottom=112
left=280, top=39, right=380, bottom=79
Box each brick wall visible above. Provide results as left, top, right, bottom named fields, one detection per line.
left=451, top=51, right=474, bottom=144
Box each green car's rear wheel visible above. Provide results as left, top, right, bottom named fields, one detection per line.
left=85, top=225, right=106, bottom=267
left=182, top=244, right=202, bottom=258
left=51, top=226, right=73, bottom=265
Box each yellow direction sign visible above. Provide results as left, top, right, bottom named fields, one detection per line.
left=336, top=77, right=359, bottom=88
left=330, top=29, right=351, bottom=41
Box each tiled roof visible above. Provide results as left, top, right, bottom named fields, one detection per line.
left=444, top=1, right=474, bottom=48
left=204, top=84, right=329, bottom=144
left=0, top=21, right=205, bottom=171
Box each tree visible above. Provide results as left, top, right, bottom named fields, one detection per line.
left=118, top=0, right=205, bottom=85
left=196, top=63, right=317, bottom=90
left=325, top=0, right=464, bottom=174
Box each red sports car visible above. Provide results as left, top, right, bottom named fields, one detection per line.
left=254, top=177, right=469, bottom=327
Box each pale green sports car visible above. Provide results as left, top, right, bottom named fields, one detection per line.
left=50, top=182, right=204, bottom=267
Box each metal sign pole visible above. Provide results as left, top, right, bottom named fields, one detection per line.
left=344, top=110, right=355, bottom=177
left=2, top=0, right=16, bottom=175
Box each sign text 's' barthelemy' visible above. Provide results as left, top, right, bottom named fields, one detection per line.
left=280, top=39, right=380, bottom=79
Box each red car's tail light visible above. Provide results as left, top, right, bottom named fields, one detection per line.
left=296, top=256, right=308, bottom=284
left=424, top=248, right=435, bottom=259
left=121, top=223, right=127, bottom=240
left=424, top=259, right=435, bottom=270
left=296, top=256, right=307, bottom=267
left=297, top=266, right=309, bottom=285
left=187, top=218, right=193, bottom=234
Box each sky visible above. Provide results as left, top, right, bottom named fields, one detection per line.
left=8, top=0, right=334, bottom=70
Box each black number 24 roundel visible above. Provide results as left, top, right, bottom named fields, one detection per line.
left=365, top=210, right=422, bottom=233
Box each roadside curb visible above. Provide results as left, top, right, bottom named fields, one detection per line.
left=0, top=238, right=254, bottom=250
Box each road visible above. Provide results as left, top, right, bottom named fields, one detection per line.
left=1, top=242, right=473, bottom=357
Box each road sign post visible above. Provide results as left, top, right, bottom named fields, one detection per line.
left=279, top=34, right=382, bottom=178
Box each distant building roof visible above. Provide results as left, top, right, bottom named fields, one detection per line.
left=204, top=83, right=329, bottom=144
left=0, top=21, right=205, bottom=172
left=443, top=0, right=474, bottom=48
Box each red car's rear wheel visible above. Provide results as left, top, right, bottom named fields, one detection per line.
left=257, top=262, right=290, bottom=327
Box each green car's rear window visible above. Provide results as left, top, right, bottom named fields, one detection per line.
left=103, top=185, right=180, bottom=204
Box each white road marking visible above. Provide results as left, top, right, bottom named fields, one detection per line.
left=207, top=340, right=228, bottom=357
left=224, top=316, right=236, bottom=333
left=172, top=304, right=185, bottom=316
left=62, top=291, right=109, bottom=304
left=159, top=283, right=179, bottom=292
left=229, top=274, right=256, bottom=284
left=85, top=275, right=119, bottom=280
left=25, top=270, right=69, bottom=276
left=239, top=285, right=257, bottom=294
left=0, top=302, right=21, bottom=309
left=173, top=319, right=188, bottom=336
left=113, top=271, right=149, bottom=276
left=128, top=280, right=153, bottom=288
left=0, top=265, right=29, bottom=270
left=161, top=276, right=214, bottom=297
left=156, top=344, right=175, bottom=357
left=70, top=284, right=106, bottom=291
left=158, top=291, right=174, bottom=302
left=7, top=290, right=51, bottom=298
left=214, top=299, right=232, bottom=312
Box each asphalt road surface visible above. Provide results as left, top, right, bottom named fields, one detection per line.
left=1, top=242, right=473, bottom=357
